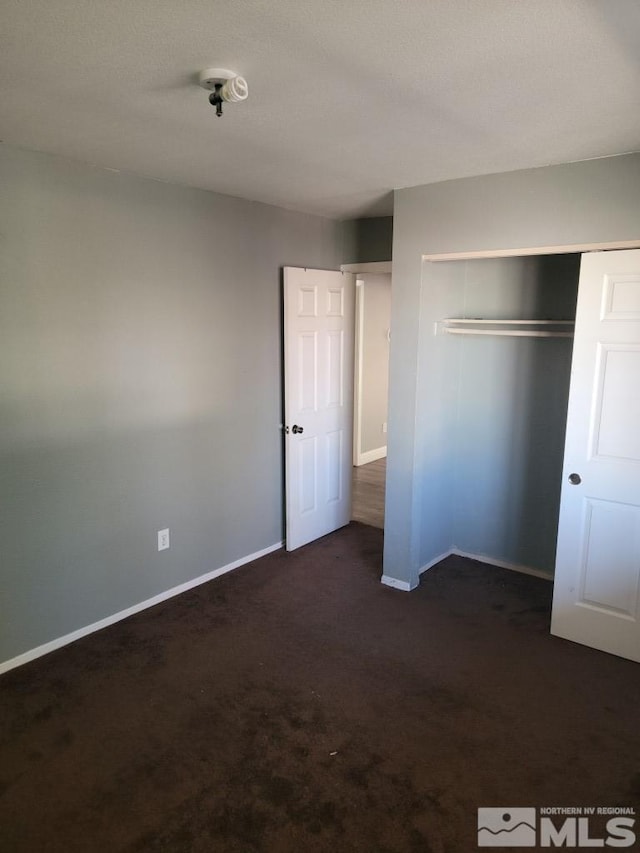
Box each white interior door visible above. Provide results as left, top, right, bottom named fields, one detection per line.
left=552, top=249, right=640, bottom=662
left=284, top=267, right=355, bottom=551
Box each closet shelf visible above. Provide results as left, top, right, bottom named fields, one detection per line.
left=440, top=318, right=574, bottom=338
left=445, top=328, right=573, bottom=338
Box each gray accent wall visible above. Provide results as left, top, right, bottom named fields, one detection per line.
left=342, top=216, right=393, bottom=263
left=385, top=153, right=640, bottom=588
left=0, top=144, right=344, bottom=663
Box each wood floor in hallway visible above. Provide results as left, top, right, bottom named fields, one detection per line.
left=351, top=457, right=386, bottom=529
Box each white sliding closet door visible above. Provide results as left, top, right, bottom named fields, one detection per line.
left=552, top=249, right=640, bottom=662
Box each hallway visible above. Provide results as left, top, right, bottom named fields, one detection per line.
left=351, top=457, right=386, bottom=529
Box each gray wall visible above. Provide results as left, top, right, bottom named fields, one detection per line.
left=0, top=144, right=344, bottom=663
left=448, top=255, right=578, bottom=573
left=342, top=216, right=393, bottom=263
left=359, top=274, right=391, bottom=456
left=385, top=153, right=640, bottom=588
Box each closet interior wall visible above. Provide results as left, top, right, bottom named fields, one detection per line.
left=418, top=254, right=580, bottom=576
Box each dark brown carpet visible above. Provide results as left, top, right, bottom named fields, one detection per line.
left=1, top=522, right=639, bottom=853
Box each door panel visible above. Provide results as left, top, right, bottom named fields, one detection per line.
left=284, top=268, right=355, bottom=551
left=579, top=498, right=640, bottom=615
left=552, top=249, right=640, bottom=662
left=601, top=273, right=640, bottom=320
left=298, top=332, right=318, bottom=412
left=590, top=345, right=640, bottom=461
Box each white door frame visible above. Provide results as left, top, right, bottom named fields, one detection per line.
left=422, top=240, right=640, bottom=263
left=341, top=263, right=392, bottom=468
left=353, top=278, right=365, bottom=466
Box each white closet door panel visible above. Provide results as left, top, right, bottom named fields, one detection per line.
left=552, top=249, right=640, bottom=662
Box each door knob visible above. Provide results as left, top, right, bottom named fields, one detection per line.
left=292, top=424, right=304, bottom=434
left=568, top=473, right=582, bottom=485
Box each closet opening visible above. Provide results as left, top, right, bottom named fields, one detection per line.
left=426, top=251, right=580, bottom=579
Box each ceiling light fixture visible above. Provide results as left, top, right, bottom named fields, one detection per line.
left=199, top=68, right=248, bottom=117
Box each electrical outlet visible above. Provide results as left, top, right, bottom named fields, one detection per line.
left=158, top=528, right=170, bottom=551
left=382, top=422, right=387, bottom=434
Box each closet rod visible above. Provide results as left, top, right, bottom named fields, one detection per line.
left=444, top=328, right=573, bottom=338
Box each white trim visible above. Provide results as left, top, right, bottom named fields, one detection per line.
left=381, top=574, right=418, bottom=591
left=353, top=280, right=365, bottom=466
left=381, top=550, right=452, bottom=591
left=341, top=261, right=392, bottom=274
left=355, top=445, right=387, bottom=467
left=444, top=328, right=573, bottom=338
left=451, top=548, right=553, bottom=581
left=442, top=319, right=575, bottom=325
left=0, top=541, right=283, bottom=676
left=419, top=549, right=454, bottom=574
left=353, top=280, right=388, bottom=466
left=423, top=240, right=640, bottom=263
left=384, top=547, right=555, bottom=591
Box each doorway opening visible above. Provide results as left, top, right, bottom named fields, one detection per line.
left=351, top=273, right=391, bottom=530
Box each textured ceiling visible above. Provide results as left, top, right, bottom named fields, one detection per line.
left=1, top=0, right=639, bottom=218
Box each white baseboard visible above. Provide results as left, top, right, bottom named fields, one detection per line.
left=381, top=549, right=455, bottom=591
left=0, top=541, right=284, bottom=676
left=419, top=549, right=454, bottom=574
left=451, top=548, right=553, bottom=581
left=355, top=446, right=387, bottom=467
left=380, top=574, right=418, bottom=592
left=412, top=546, right=554, bottom=583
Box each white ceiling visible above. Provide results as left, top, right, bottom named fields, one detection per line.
left=1, top=0, right=639, bottom=219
